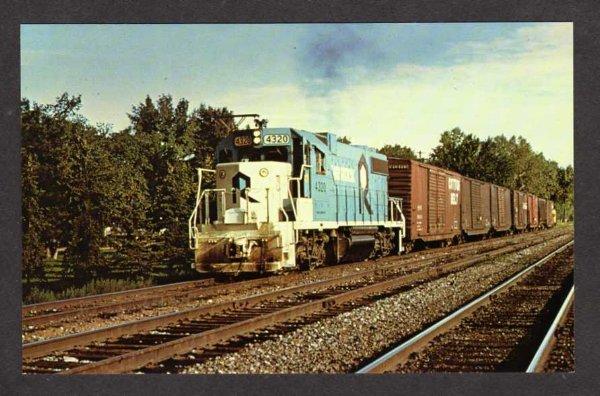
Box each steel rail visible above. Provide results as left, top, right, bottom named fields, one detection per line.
left=62, top=237, right=551, bottom=375
left=356, top=240, right=574, bottom=374
left=24, top=234, right=555, bottom=360
left=62, top=237, right=567, bottom=374
left=21, top=248, right=468, bottom=327
left=22, top=278, right=214, bottom=317
left=23, top=230, right=565, bottom=328
left=526, top=285, right=575, bottom=373
left=24, top=233, right=561, bottom=368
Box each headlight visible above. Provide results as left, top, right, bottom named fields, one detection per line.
left=253, top=137, right=261, bottom=144
left=253, top=130, right=261, bottom=137
left=259, top=168, right=269, bottom=177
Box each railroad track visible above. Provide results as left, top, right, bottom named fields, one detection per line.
left=22, top=228, right=568, bottom=330
left=528, top=286, right=574, bottom=372
left=356, top=241, right=574, bottom=373
left=22, top=278, right=216, bottom=327
left=22, top=232, right=570, bottom=374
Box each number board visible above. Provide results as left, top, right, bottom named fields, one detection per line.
left=233, top=135, right=252, bottom=147
left=262, top=134, right=290, bottom=145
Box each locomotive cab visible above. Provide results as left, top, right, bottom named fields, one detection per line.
left=189, top=128, right=303, bottom=273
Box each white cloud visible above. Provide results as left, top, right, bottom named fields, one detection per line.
left=211, top=23, right=573, bottom=166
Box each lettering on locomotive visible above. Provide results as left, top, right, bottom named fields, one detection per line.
left=263, top=134, right=290, bottom=145
left=332, top=165, right=355, bottom=183
left=234, top=135, right=252, bottom=146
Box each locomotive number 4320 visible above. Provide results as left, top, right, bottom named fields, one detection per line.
left=263, top=134, right=290, bottom=145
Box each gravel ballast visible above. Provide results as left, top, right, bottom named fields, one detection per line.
left=182, top=235, right=572, bottom=373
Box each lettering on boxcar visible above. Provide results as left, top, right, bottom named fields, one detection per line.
left=448, top=177, right=461, bottom=191
left=450, top=192, right=459, bottom=205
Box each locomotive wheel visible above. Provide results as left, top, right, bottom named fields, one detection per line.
left=372, top=230, right=394, bottom=259
left=297, top=234, right=326, bottom=271
left=300, top=246, right=325, bottom=271
left=382, top=230, right=395, bottom=257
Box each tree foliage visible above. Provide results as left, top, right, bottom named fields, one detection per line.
left=428, top=127, right=573, bottom=220
left=378, top=144, right=417, bottom=160
left=21, top=93, right=236, bottom=285
left=123, top=95, right=236, bottom=276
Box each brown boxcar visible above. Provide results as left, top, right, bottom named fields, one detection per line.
left=388, top=158, right=461, bottom=245
left=512, top=190, right=528, bottom=231
left=538, top=198, right=556, bottom=228
left=460, top=176, right=492, bottom=236
left=490, top=184, right=512, bottom=232
left=539, top=198, right=548, bottom=227
left=527, top=193, right=539, bottom=229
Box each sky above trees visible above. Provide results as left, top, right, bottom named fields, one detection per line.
left=21, top=23, right=573, bottom=166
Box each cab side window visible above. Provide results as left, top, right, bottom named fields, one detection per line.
left=315, top=148, right=326, bottom=175
left=219, top=148, right=233, bottom=163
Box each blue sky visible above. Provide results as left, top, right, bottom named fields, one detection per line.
left=21, top=23, right=573, bottom=166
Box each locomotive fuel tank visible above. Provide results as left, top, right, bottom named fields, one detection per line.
left=334, top=228, right=377, bottom=263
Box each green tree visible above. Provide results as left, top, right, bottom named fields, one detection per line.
left=22, top=150, right=46, bottom=283
left=125, top=95, right=237, bottom=276
left=475, top=136, right=516, bottom=187
left=188, top=105, right=236, bottom=172
left=59, top=123, right=129, bottom=282
left=427, top=127, right=573, bottom=221
left=22, top=94, right=143, bottom=284
left=379, top=144, right=417, bottom=160
left=429, top=128, right=482, bottom=177
left=555, top=165, right=574, bottom=221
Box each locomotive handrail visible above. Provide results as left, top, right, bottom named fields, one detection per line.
left=241, top=186, right=288, bottom=223
left=189, top=188, right=226, bottom=248
left=188, top=168, right=216, bottom=249
left=388, top=197, right=405, bottom=235
left=287, top=164, right=312, bottom=219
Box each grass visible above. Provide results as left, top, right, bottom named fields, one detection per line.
left=22, top=251, right=196, bottom=304
left=23, top=278, right=155, bottom=305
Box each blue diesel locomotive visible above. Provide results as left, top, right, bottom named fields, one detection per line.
left=188, top=125, right=405, bottom=273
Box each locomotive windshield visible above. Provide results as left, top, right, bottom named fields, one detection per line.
left=240, top=146, right=289, bottom=162
left=218, top=146, right=289, bottom=163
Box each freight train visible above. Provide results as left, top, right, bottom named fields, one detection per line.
left=188, top=124, right=556, bottom=274
left=388, top=158, right=556, bottom=252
